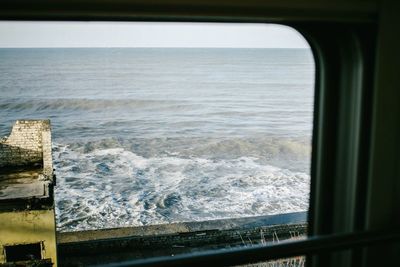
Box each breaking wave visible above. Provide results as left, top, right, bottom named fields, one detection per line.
left=54, top=138, right=310, bottom=232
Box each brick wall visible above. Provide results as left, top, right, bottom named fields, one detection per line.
left=0, top=120, right=53, bottom=174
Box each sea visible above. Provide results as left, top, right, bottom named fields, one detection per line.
left=0, top=48, right=315, bottom=232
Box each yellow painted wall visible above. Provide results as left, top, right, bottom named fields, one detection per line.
left=0, top=209, right=57, bottom=266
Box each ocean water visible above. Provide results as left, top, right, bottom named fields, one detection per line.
left=0, top=48, right=315, bottom=232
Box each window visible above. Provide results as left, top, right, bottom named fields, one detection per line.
left=0, top=21, right=315, bottom=264
left=4, top=242, right=42, bottom=262
left=1, top=1, right=398, bottom=266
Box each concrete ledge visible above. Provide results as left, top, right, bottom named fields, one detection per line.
left=57, top=212, right=307, bottom=266
left=57, top=212, right=306, bottom=243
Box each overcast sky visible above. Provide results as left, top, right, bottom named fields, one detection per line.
left=0, top=22, right=309, bottom=48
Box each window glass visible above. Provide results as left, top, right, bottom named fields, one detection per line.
left=0, top=22, right=314, bottom=256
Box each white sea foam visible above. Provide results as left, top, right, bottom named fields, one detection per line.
left=54, top=144, right=310, bottom=231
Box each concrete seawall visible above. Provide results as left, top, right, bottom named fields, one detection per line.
left=0, top=120, right=57, bottom=266
left=58, top=212, right=307, bottom=266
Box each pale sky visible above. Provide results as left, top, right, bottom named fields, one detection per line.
left=0, top=22, right=309, bottom=48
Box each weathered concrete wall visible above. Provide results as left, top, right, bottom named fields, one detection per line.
left=57, top=212, right=307, bottom=266
left=0, top=120, right=53, bottom=176
left=0, top=120, right=57, bottom=266
left=0, top=209, right=58, bottom=266
left=58, top=212, right=307, bottom=243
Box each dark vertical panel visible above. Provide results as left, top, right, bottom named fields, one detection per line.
left=364, top=0, right=400, bottom=265
left=297, top=23, right=376, bottom=267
